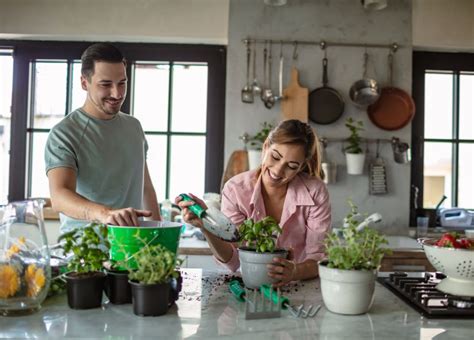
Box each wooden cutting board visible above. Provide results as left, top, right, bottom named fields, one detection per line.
left=220, top=149, right=249, bottom=191
left=281, top=67, right=309, bottom=122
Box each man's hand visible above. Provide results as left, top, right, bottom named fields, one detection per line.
left=101, top=207, right=152, bottom=226
left=175, top=193, right=206, bottom=229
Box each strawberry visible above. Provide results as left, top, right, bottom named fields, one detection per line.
left=459, top=238, right=474, bottom=249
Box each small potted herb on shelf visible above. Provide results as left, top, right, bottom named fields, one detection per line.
left=60, top=222, right=109, bottom=309
left=237, top=216, right=287, bottom=289
left=318, top=201, right=392, bottom=315
left=344, top=117, right=365, bottom=175
left=246, top=121, right=274, bottom=170
left=120, top=239, right=182, bottom=317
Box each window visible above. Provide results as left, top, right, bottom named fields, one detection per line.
left=4, top=41, right=226, bottom=203
left=411, top=52, right=474, bottom=224
left=0, top=49, right=13, bottom=204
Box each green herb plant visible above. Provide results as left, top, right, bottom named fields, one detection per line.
left=324, top=201, right=392, bottom=271
left=249, top=121, right=274, bottom=150
left=59, top=222, right=110, bottom=274
left=344, top=117, right=364, bottom=154
left=120, top=233, right=182, bottom=285
left=239, top=216, right=282, bottom=253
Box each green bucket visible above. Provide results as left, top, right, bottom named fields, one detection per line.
left=107, top=221, right=182, bottom=270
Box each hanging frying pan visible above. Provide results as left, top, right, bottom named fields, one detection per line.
left=309, top=56, right=345, bottom=125
left=367, top=52, right=415, bottom=131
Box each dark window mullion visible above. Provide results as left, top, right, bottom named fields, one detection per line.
left=65, top=60, right=73, bottom=114
left=122, top=61, right=133, bottom=114
left=26, top=61, right=37, bottom=198
left=452, top=72, right=460, bottom=207
left=165, top=62, right=174, bottom=199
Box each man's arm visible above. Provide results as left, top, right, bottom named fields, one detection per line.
left=143, top=162, right=161, bottom=221
left=48, top=167, right=151, bottom=226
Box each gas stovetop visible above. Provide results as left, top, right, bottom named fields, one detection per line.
left=377, top=272, right=474, bottom=319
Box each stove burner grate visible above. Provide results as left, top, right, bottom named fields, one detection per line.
left=377, top=272, right=474, bottom=318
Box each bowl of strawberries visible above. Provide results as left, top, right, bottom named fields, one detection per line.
left=419, top=232, right=474, bottom=297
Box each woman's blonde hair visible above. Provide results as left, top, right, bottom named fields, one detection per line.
left=266, top=119, right=324, bottom=179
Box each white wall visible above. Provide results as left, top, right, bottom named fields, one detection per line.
left=226, top=0, right=412, bottom=233
left=0, top=0, right=229, bottom=44
left=413, top=0, right=474, bottom=51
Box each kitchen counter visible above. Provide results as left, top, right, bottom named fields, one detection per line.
left=1, top=269, right=472, bottom=339
left=178, top=235, right=423, bottom=256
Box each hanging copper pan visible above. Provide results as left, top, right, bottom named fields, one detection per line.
left=367, top=53, right=415, bottom=131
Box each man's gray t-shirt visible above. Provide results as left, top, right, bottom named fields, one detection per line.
left=45, top=109, right=148, bottom=234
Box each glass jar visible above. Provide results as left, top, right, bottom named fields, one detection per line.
left=0, top=199, right=51, bottom=316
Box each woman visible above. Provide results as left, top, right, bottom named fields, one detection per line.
left=176, top=119, right=331, bottom=287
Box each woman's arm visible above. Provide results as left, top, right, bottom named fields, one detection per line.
left=176, top=194, right=238, bottom=266
left=268, top=258, right=318, bottom=288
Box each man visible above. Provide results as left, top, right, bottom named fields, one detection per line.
left=45, top=43, right=160, bottom=234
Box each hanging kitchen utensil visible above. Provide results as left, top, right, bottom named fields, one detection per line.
left=262, top=41, right=276, bottom=109
left=281, top=67, right=309, bottom=122
left=320, top=139, right=337, bottom=184
left=369, top=140, right=388, bottom=195
left=367, top=52, right=415, bottom=130
left=178, top=194, right=240, bottom=242
left=309, top=53, right=345, bottom=124
left=241, top=41, right=254, bottom=103
left=391, top=137, right=411, bottom=163
left=251, top=42, right=262, bottom=96
left=263, top=42, right=284, bottom=109
left=349, top=51, right=380, bottom=107
left=260, top=42, right=269, bottom=102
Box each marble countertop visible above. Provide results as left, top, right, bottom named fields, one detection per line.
left=1, top=269, right=472, bottom=339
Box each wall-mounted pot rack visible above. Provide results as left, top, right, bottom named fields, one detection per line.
left=319, top=137, right=403, bottom=146
left=242, top=37, right=401, bottom=53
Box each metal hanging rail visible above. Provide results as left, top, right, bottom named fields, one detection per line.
left=242, top=38, right=400, bottom=53
left=319, top=137, right=405, bottom=147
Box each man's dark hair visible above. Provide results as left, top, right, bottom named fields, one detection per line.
left=81, top=43, right=126, bottom=79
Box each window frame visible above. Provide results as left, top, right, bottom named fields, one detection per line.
left=411, top=51, right=474, bottom=225
left=3, top=40, right=226, bottom=202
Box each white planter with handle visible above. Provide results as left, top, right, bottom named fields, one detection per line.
left=318, top=262, right=377, bottom=315
left=247, top=149, right=262, bottom=170
left=345, top=152, right=365, bottom=175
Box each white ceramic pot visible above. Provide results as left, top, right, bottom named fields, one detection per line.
left=318, top=262, right=377, bottom=315
left=345, top=152, right=365, bottom=175
left=247, top=149, right=262, bottom=170
left=238, top=247, right=288, bottom=289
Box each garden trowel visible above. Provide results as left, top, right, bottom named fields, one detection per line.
left=178, top=194, right=240, bottom=242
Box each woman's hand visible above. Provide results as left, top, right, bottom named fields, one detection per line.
left=174, top=193, right=207, bottom=229
left=267, top=257, right=297, bottom=288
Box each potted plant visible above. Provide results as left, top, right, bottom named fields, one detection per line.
left=318, top=201, right=391, bottom=315
left=344, top=117, right=365, bottom=175
left=247, top=121, right=274, bottom=170
left=123, top=241, right=182, bottom=316
left=238, top=216, right=287, bottom=289
left=60, top=222, right=109, bottom=309
left=104, top=264, right=132, bottom=305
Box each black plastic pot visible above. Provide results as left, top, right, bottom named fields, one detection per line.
left=65, top=271, right=106, bottom=309
left=105, top=270, right=131, bottom=304
left=168, top=272, right=183, bottom=306
left=130, top=280, right=170, bottom=316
